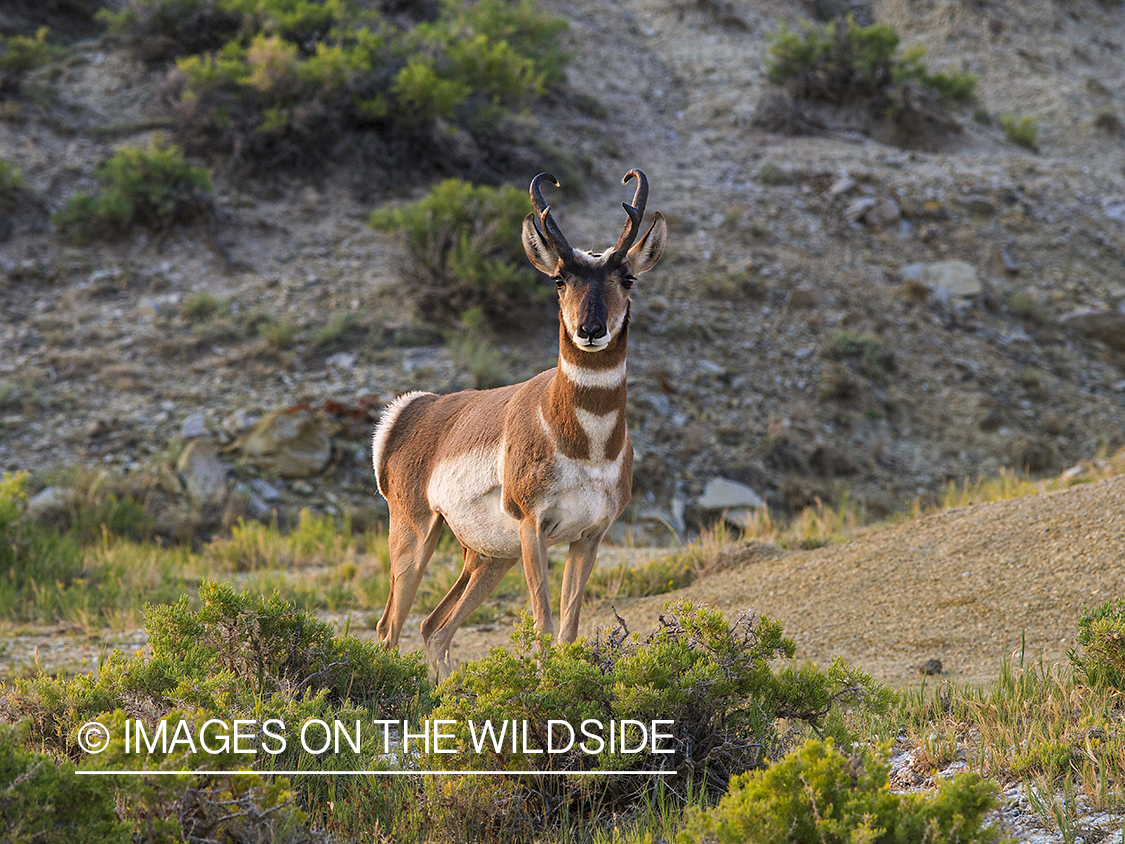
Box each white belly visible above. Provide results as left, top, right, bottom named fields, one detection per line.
left=427, top=448, right=521, bottom=559
left=426, top=444, right=628, bottom=558
left=539, top=449, right=627, bottom=545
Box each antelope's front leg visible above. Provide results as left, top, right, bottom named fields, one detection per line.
left=519, top=517, right=555, bottom=638
left=558, top=531, right=603, bottom=643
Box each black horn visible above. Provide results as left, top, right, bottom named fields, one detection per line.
left=529, top=172, right=573, bottom=259
left=609, top=169, right=649, bottom=256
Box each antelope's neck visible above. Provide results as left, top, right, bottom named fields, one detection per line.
left=541, top=314, right=629, bottom=463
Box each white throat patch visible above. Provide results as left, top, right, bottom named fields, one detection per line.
left=560, top=357, right=626, bottom=390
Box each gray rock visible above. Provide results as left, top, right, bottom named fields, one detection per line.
left=646, top=394, right=671, bottom=416
left=246, top=495, right=274, bottom=521
left=1000, top=247, right=1020, bottom=274
left=864, top=198, right=901, bottom=229
left=251, top=478, right=281, bottom=502
left=221, top=409, right=258, bottom=436
left=671, top=496, right=686, bottom=535
left=697, top=359, right=725, bottom=375
left=845, top=196, right=878, bottom=223
left=900, top=260, right=982, bottom=301
left=180, top=412, right=207, bottom=439
left=829, top=174, right=857, bottom=197
left=176, top=439, right=229, bottom=505
left=1058, top=306, right=1125, bottom=350
left=326, top=352, right=357, bottom=370
left=698, top=477, right=765, bottom=510
left=27, top=486, right=76, bottom=519
left=234, top=409, right=332, bottom=478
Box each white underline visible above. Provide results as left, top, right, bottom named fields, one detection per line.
left=76, top=769, right=676, bottom=777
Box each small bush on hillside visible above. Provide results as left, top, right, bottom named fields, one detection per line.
left=101, top=0, right=569, bottom=171
left=53, top=135, right=212, bottom=241
left=767, top=17, right=976, bottom=105
left=371, top=178, right=547, bottom=326
left=0, top=27, right=60, bottom=96
left=679, top=737, right=1003, bottom=844
left=1070, top=598, right=1125, bottom=689
left=1000, top=113, right=1038, bottom=150
left=824, top=328, right=891, bottom=377
left=763, top=16, right=976, bottom=145
left=98, top=0, right=245, bottom=63
left=424, top=604, right=890, bottom=835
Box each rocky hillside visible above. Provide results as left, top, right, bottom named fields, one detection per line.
left=1, top=0, right=1124, bottom=541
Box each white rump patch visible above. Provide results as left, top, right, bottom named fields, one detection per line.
left=372, top=391, right=434, bottom=498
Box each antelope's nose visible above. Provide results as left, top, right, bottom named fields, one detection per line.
left=577, top=321, right=606, bottom=342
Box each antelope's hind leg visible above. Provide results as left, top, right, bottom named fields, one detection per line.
left=421, top=547, right=517, bottom=678
left=376, top=512, right=445, bottom=648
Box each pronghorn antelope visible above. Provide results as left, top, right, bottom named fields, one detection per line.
left=372, top=170, right=666, bottom=676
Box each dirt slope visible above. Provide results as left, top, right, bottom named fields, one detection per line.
left=576, top=475, right=1125, bottom=687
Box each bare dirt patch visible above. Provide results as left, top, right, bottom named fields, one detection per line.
left=572, top=475, right=1125, bottom=688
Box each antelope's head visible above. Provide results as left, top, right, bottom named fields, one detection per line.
left=522, top=170, right=667, bottom=353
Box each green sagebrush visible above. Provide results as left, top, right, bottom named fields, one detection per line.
left=767, top=16, right=976, bottom=106
left=680, top=737, right=1005, bottom=844
left=370, top=178, right=547, bottom=327
left=424, top=603, right=891, bottom=832
left=1070, top=598, right=1125, bottom=689
left=53, top=135, right=212, bottom=241
left=1, top=580, right=428, bottom=756
left=103, top=0, right=568, bottom=170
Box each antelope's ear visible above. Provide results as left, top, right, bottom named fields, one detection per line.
left=522, top=214, right=559, bottom=274
left=626, top=211, right=666, bottom=274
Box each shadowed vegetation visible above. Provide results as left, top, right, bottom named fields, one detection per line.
left=100, top=0, right=570, bottom=173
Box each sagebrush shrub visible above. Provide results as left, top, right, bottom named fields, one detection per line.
left=2, top=580, right=428, bottom=755
left=1000, top=113, right=1038, bottom=150
left=103, top=0, right=569, bottom=171
left=0, top=27, right=60, bottom=95
left=680, top=737, right=1003, bottom=844
left=424, top=604, right=890, bottom=834
left=763, top=15, right=976, bottom=146
left=1070, top=598, right=1125, bottom=689
left=53, top=135, right=212, bottom=241
left=767, top=16, right=976, bottom=105
left=0, top=722, right=131, bottom=843
left=370, top=178, right=548, bottom=326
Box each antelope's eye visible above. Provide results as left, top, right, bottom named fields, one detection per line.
left=622, top=275, right=636, bottom=289
left=553, top=276, right=566, bottom=289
